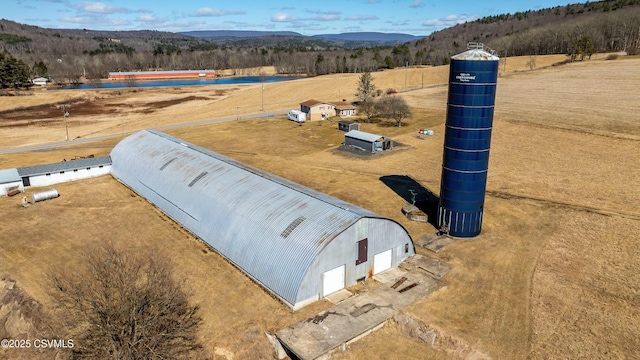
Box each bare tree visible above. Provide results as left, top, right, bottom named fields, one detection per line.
left=49, top=243, right=204, bottom=360
left=378, top=95, right=412, bottom=127
left=358, top=99, right=380, bottom=123
left=527, top=55, right=536, bottom=70
left=125, top=74, right=137, bottom=87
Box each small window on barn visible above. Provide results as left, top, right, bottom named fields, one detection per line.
left=87, top=167, right=91, bottom=170
left=99, top=165, right=103, bottom=168
left=405, top=243, right=409, bottom=253
left=356, top=238, right=368, bottom=265
left=73, top=169, right=78, bottom=172
left=60, top=171, right=65, bottom=174
left=281, top=216, right=306, bottom=238
left=160, top=157, right=177, bottom=171
left=188, top=171, right=208, bottom=187
left=46, top=173, right=50, bottom=176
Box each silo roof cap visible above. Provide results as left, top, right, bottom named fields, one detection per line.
left=451, top=49, right=499, bottom=61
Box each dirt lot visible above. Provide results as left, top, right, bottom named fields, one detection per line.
left=1, top=55, right=639, bottom=359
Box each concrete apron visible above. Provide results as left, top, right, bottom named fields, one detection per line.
left=275, top=254, right=449, bottom=360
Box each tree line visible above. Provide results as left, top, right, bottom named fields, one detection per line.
left=1, top=2, right=640, bottom=87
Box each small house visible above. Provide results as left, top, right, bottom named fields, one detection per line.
left=333, top=100, right=357, bottom=117
left=300, top=99, right=336, bottom=121
left=338, top=121, right=360, bottom=132
left=345, top=130, right=392, bottom=153
left=32, top=77, right=49, bottom=86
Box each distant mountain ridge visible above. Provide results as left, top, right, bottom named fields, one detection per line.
left=313, top=32, right=423, bottom=42
left=179, top=30, right=302, bottom=38
left=178, top=30, right=424, bottom=45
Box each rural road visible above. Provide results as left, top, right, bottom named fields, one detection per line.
left=0, top=109, right=288, bottom=155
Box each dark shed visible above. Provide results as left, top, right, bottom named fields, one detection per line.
left=338, top=121, right=360, bottom=132
left=344, top=130, right=391, bottom=153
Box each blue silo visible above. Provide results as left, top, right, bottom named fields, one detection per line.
left=438, top=44, right=499, bottom=237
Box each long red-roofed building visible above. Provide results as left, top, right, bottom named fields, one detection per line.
left=108, top=70, right=216, bottom=80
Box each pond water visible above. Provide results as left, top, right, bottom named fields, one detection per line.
left=57, top=75, right=303, bottom=90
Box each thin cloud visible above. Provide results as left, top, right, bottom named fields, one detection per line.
left=60, top=15, right=131, bottom=27
left=271, top=13, right=300, bottom=22
left=137, top=15, right=164, bottom=23
left=388, top=19, right=410, bottom=26
left=75, top=2, right=130, bottom=14
left=194, top=8, right=246, bottom=17
left=410, top=0, right=424, bottom=8
left=314, top=14, right=340, bottom=21
left=422, top=14, right=477, bottom=30
left=346, top=15, right=379, bottom=21
left=305, top=9, right=340, bottom=21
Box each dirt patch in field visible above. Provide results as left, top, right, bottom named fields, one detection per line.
left=134, top=95, right=211, bottom=114
left=0, top=94, right=222, bottom=123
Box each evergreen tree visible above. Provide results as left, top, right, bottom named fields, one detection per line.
left=0, top=51, right=32, bottom=89
left=356, top=71, right=377, bottom=102
left=32, top=60, right=48, bottom=77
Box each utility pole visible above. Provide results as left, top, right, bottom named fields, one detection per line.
left=405, top=61, right=408, bottom=90
left=60, top=104, right=70, bottom=141
left=503, top=49, right=507, bottom=73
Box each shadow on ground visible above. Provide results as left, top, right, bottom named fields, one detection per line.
left=380, top=175, right=439, bottom=228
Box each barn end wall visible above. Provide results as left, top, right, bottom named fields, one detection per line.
left=296, top=217, right=414, bottom=305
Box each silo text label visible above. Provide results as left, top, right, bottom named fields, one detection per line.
left=456, top=73, right=476, bottom=82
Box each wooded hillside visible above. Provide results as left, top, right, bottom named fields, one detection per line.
left=428, top=1, right=640, bottom=57
left=1, top=1, right=639, bottom=86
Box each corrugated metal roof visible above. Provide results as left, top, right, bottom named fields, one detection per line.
left=0, top=168, right=20, bottom=183
left=17, top=156, right=112, bottom=177
left=345, top=130, right=384, bottom=143
left=110, top=130, right=386, bottom=307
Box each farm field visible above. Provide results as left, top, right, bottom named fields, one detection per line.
left=1, top=54, right=639, bottom=359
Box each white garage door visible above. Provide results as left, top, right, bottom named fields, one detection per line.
left=322, top=265, right=345, bottom=297
left=374, top=249, right=392, bottom=275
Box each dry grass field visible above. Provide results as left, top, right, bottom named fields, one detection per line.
left=1, top=54, right=639, bottom=359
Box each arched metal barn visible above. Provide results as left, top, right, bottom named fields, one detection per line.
left=110, top=130, right=414, bottom=309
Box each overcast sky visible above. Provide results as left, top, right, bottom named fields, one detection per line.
left=6, top=0, right=572, bottom=35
